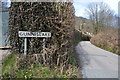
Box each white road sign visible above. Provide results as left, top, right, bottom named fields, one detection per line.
left=18, top=31, right=51, bottom=37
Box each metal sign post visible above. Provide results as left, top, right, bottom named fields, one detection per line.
left=18, top=31, right=51, bottom=56
left=24, top=38, right=27, bottom=56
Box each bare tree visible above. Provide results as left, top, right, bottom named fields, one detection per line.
left=85, top=2, right=115, bottom=34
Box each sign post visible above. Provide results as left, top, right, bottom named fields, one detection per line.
left=24, top=38, right=27, bottom=56
left=18, top=31, right=51, bottom=56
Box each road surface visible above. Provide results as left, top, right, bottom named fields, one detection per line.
left=76, top=41, right=118, bottom=78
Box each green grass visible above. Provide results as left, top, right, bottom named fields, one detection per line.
left=91, top=41, right=118, bottom=54
left=2, top=53, right=17, bottom=74
left=0, top=68, right=2, bottom=75
left=15, top=65, right=61, bottom=78
left=2, top=54, right=79, bottom=78
left=106, top=48, right=113, bottom=52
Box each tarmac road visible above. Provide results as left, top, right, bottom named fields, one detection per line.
left=76, top=41, right=118, bottom=78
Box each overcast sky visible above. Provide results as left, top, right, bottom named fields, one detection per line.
left=73, top=0, right=119, bottom=18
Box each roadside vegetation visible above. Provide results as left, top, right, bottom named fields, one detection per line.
left=85, top=2, right=119, bottom=55
left=1, top=2, right=80, bottom=79
left=0, top=68, right=1, bottom=76
left=2, top=54, right=79, bottom=78
left=74, top=30, right=91, bottom=46
left=91, top=27, right=119, bottom=55
left=75, top=2, right=119, bottom=55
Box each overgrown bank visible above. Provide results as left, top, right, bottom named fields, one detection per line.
left=90, top=27, right=119, bottom=55
left=74, top=30, right=91, bottom=46
left=2, top=54, right=79, bottom=78
left=1, top=2, right=80, bottom=78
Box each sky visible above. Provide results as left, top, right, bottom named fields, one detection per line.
left=0, top=0, right=11, bottom=8
left=0, top=0, right=119, bottom=18
left=73, top=0, right=120, bottom=18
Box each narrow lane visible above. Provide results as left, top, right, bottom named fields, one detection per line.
left=76, top=41, right=118, bottom=78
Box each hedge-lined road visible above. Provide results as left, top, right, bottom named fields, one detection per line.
left=76, top=41, right=118, bottom=78
left=0, top=42, right=119, bottom=78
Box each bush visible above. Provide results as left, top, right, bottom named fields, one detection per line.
left=9, top=2, right=76, bottom=71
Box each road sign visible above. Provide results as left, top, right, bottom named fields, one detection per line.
left=18, top=31, right=51, bottom=56
left=19, top=31, right=51, bottom=37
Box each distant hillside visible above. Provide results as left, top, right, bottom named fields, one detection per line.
left=75, top=16, right=119, bottom=55
left=75, top=17, right=95, bottom=34
left=75, top=16, right=119, bottom=34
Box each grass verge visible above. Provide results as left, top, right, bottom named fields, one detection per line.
left=2, top=53, right=80, bottom=79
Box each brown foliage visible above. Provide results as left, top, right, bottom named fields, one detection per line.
left=90, top=28, right=119, bottom=55
left=8, top=2, right=75, bottom=70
